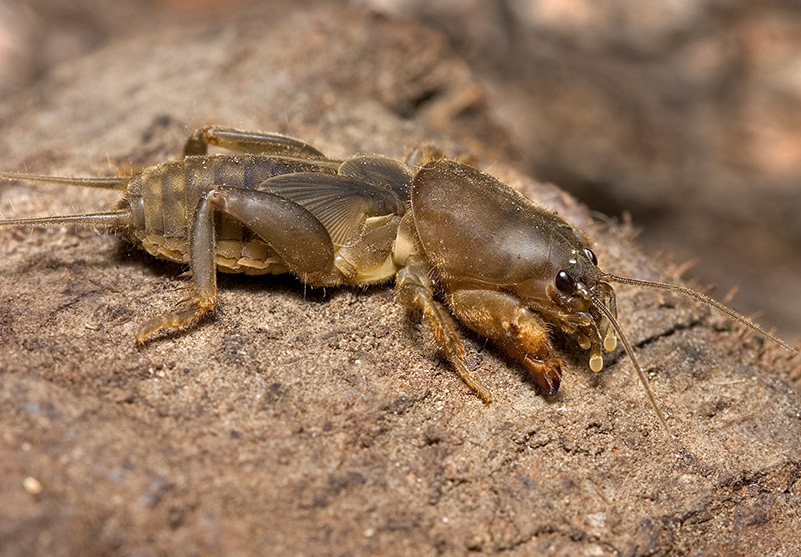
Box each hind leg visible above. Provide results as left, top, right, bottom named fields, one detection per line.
left=136, top=186, right=338, bottom=342
left=184, top=126, right=329, bottom=160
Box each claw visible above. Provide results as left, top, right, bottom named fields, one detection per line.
left=135, top=296, right=215, bottom=343
left=524, top=354, right=562, bottom=396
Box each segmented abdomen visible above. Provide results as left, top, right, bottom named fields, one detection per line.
left=127, top=154, right=335, bottom=273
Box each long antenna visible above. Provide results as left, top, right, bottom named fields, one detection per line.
left=0, top=211, right=131, bottom=229
left=0, top=171, right=129, bottom=190
left=588, top=294, right=671, bottom=432
left=602, top=273, right=798, bottom=355
left=1, top=171, right=132, bottom=229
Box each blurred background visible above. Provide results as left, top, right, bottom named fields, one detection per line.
left=1, top=0, right=799, bottom=340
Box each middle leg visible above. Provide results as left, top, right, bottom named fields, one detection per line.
left=395, top=256, right=494, bottom=402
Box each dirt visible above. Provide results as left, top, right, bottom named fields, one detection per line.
left=1, top=3, right=800, bottom=555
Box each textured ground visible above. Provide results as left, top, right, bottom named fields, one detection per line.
left=1, top=3, right=800, bottom=555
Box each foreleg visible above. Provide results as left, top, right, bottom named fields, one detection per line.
left=449, top=290, right=563, bottom=395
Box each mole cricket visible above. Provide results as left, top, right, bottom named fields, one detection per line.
left=0, top=126, right=796, bottom=426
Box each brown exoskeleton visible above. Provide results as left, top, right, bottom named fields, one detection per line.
left=1, top=126, right=796, bottom=427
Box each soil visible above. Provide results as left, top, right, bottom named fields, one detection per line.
left=1, top=3, right=800, bottom=555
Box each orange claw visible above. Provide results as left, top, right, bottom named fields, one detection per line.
left=523, top=354, right=562, bottom=396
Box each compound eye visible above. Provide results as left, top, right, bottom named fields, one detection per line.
left=584, top=248, right=598, bottom=266
left=555, top=270, right=575, bottom=293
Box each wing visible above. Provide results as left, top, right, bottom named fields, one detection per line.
left=260, top=172, right=405, bottom=247
left=338, top=156, right=413, bottom=201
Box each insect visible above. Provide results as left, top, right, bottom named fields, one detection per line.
left=0, top=126, right=796, bottom=427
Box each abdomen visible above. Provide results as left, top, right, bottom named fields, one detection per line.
left=126, top=154, right=336, bottom=274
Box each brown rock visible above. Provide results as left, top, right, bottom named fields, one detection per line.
left=1, top=3, right=799, bottom=555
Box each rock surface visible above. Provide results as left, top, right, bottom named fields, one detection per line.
left=1, top=3, right=800, bottom=555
